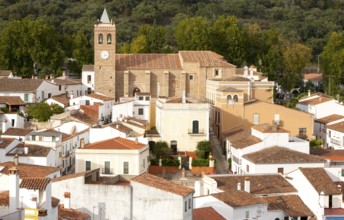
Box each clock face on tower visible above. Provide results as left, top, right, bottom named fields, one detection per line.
left=101, top=50, right=109, bottom=60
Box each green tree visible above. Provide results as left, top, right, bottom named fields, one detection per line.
left=281, top=43, right=312, bottom=91
left=0, top=19, right=63, bottom=77
left=154, top=141, right=172, bottom=159
left=68, top=30, right=92, bottom=75
left=175, top=17, right=210, bottom=50
left=195, top=140, right=211, bottom=159
left=27, top=102, right=53, bottom=122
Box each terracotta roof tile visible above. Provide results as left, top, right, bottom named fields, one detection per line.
left=243, top=146, right=325, bottom=164
left=327, top=121, right=344, bottom=133
left=303, top=73, right=323, bottom=81
left=315, top=114, right=344, bottom=124
left=212, top=191, right=267, bottom=207
left=0, top=78, right=44, bottom=92
left=230, top=135, right=262, bottom=149
left=212, top=174, right=297, bottom=194
left=179, top=51, right=235, bottom=68
left=6, top=144, right=52, bottom=157
left=324, top=208, right=344, bottom=215
left=51, top=79, right=81, bottom=85
left=298, top=93, right=333, bottom=105
left=252, top=123, right=289, bottom=133
left=300, top=168, right=342, bottom=195
left=58, top=205, right=91, bottom=220
left=0, top=138, right=16, bottom=149
left=210, top=76, right=250, bottom=81
left=109, top=123, right=132, bottom=134
left=116, top=54, right=182, bottom=70
left=216, top=86, right=243, bottom=92
left=83, top=137, right=145, bottom=150
left=0, top=96, right=26, bottom=105
left=50, top=94, right=70, bottom=106
left=82, top=65, right=94, bottom=72
left=264, top=195, right=314, bottom=217
left=20, top=177, right=51, bottom=190
left=132, top=173, right=194, bottom=197
left=52, top=197, right=60, bottom=208
left=0, top=191, right=9, bottom=207
left=86, top=93, right=114, bottom=101
left=2, top=128, right=34, bottom=136
left=311, top=149, right=344, bottom=161
left=0, top=162, right=59, bottom=178
left=52, top=169, right=99, bottom=183
left=193, top=207, right=225, bottom=220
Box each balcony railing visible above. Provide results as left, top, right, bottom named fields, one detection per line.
left=330, top=138, right=341, bottom=146
left=101, top=168, right=113, bottom=175
left=188, top=129, right=206, bottom=135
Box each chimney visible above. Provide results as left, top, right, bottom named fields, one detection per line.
left=157, top=82, right=160, bottom=97
left=51, top=79, right=54, bottom=84
left=9, top=167, right=19, bottom=211
left=24, top=146, right=29, bottom=155
left=244, top=177, right=250, bottom=193
left=182, top=90, right=186, bottom=104
left=38, top=209, right=48, bottom=219
left=237, top=182, right=241, bottom=191
left=13, top=154, right=19, bottom=166
left=45, top=75, right=49, bottom=80
left=249, top=67, right=254, bottom=77
left=244, top=66, right=248, bottom=76
left=308, top=90, right=311, bottom=97
left=64, top=192, right=71, bottom=209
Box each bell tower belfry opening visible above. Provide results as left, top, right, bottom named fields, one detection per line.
left=94, top=8, right=116, bottom=98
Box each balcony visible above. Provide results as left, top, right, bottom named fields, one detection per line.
left=101, top=168, right=113, bottom=175
left=330, top=138, right=341, bottom=146
left=188, top=129, right=206, bottom=136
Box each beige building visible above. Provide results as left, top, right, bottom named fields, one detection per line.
left=209, top=77, right=314, bottom=143
left=90, top=9, right=236, bottom=100
left=155, top=96, right=210, bottom=152
left=75, top=137, right=149, bottom=175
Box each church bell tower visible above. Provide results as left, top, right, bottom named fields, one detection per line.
left=94, top=8, right=116, bottom=98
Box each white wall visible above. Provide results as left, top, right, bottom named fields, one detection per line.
left=81, top=70, right=95, bottom=92
left=1, top=114, right=25, bottom=132
left=36, top=80, right=63, bottom=102
left=327, top=127, right=344, bottom=149
left=112, top=101, right=134, bottom=122
left=89, top=126, right=127, bottom=143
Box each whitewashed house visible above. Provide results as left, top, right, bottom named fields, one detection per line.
left=52, top=169, right=194, bottom=220
left=112, top=100, right=134, bottom=122
left=89, top=122, right=132, bottom=143
left=0, top=112, right=25, bottom=133
left=227, top=124, right=310, bottom=174
left=296, top=92, right=344, bottom=119
left=0, top=138, right=22, bottom=162
left=1, top=128, right=34, bottom=141
left=45, top=93, right=70, bottom=108
left=155, top=95, right=210, bottom=152
left=75, top=137, right=149, bottom=175
left=326, top=121, right=344, bottom=150
left=48, top=78, right=83, bottom=98
left=286, top=168, right=344, bottom=220
left=81, top=65, right=94, bottom=94
left=314, top=114, right=344, bottom=147
left=0, top=78, right=63, bottom=103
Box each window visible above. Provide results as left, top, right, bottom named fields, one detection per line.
left=329, top=130, right=331, bottom=138
left=192, top=120, right=199, bottom=134
left=299, top=128, right=307, bottom=137
left=214, top=69, right=220, bottom=77
left=189, top=74, right=194, bottom=80
left=184, top=201, right=187, bottom=212
left=32, top=135, right=36, bottom=141
left=104, top=161, right=111, bottom=174
left=24, top=94, right=29, bottom=102
left=139, top=96, right=144, bottom=100
left=85, top=161, right=91, bottom=171
left=143, top=158, right=145, bottom=168
left=278, top=167, right=284, bottom=174
left=59, top=85, right=61, bottom=91
left=98, top=34, right=103, bottom=44
left=48, top=93, right=51, bottom=98
left=87, top=75, right=92, bottom=84
left=246, top=165, right=249, bottom=173
left=245, top=211, right=249, bottom=218
left=107, top=34, right=112, bottom=44
left=145, top=96, right=150, bottom=101
left=253, top=113, right=259, bottom=125
left=226, top=95, right=232, bottom=104
left=123, top=161, right=129, bottom=174
left=11, top=119, right=15, bottom=127
left=233, top=95, right=238, bottom=103
left=188, top=198, right=191, bottom=209
left=138, top=108, right=144, bottom=115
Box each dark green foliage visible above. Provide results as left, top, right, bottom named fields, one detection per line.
left=153, top=141, right=172, bottom=159
left=195, top=140, right=211, bottom=159
left=150, top=158, right=180, bottom=167
left=310, top=139, right=323, bottom=150
left=192, top=159, right=209, bottom=167
left=27, top=102, right=63, bottom=122
left=228, top=158, right=231, bottom=169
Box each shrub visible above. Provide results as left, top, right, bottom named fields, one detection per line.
left=310, top=139, right=323, bottom=150
left=192, top=159, right=209, bottom=167
left=195, top=140, right=212, bottom=159
left=154, top=141, right=172, bottom=158
left=228, top=158, right=232, bottom=169
left=150, top=158, right=180, bottom=167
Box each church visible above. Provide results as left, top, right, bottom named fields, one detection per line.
left=86, top=8, right=238, bottom=100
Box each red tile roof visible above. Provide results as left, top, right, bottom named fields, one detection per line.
left=0, top=138, right=16, bottom=149
left=0, top=96, right=26, bottom=105
left=50, top=94, right=70, bottom=106
left=0, top=191, right=9, bottom=207
left=58, top=205, right=91, bottom=220
left=0, top=78, right=44, bottom=92
left=51, top=79, right=81, bottom=85
left=243, top=146, right=325, bottom=164
left=311, top=149, right=344, bottom=161
left=298, top=95, right=333, bottom=105
left=132, top=173, right=194, bottom=197
left=212, top=191, right=266, bottom=207
left=179, top=51, right=235, bottom=68
left=252, top=123, right=289, bottom=133
left=304, top=73, right=323, bottom=81
left=325, top=208, right=344, bottom=215
left=315, top=114, right=344, bottom=124
left=300, top=168, right=341, bottom=195
left=20, top=177, right=51, bottom=190
left=193, top=207, right=226, bottom=220
left=327, top=121, right=344, bottom=133
left=2, top=128, right=34, bottom=136
left=109, top=123, right=132, bottom=134
left=83, top=137, right=146, bottom=150
left=82, top=65, right=94, bottom=72
left=0, top=162, right=60, bottom=178
left=116, top=54, right=182, bottom=70
left=86, top=93, right=114, bottom=101
left=52, top=169, right=99, bottom=183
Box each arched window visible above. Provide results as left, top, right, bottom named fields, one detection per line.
left=233, top=95, right=238, bottom=104
left=192, top=120, right=199, bottom=134
left=98, top=34, right=103, bottom=44
left=107, top=34, right=112, bottom=44
left=226, top=95, right=232, bottom=104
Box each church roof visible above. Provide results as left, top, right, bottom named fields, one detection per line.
left=116, top=54, right=182, bottom=70
left=179, top=51, right=236, bottom=68
left=100, top=8, right=110, bottom=23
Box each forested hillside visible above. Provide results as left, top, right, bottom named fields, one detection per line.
left=0, top=0, right=343, bottom=95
